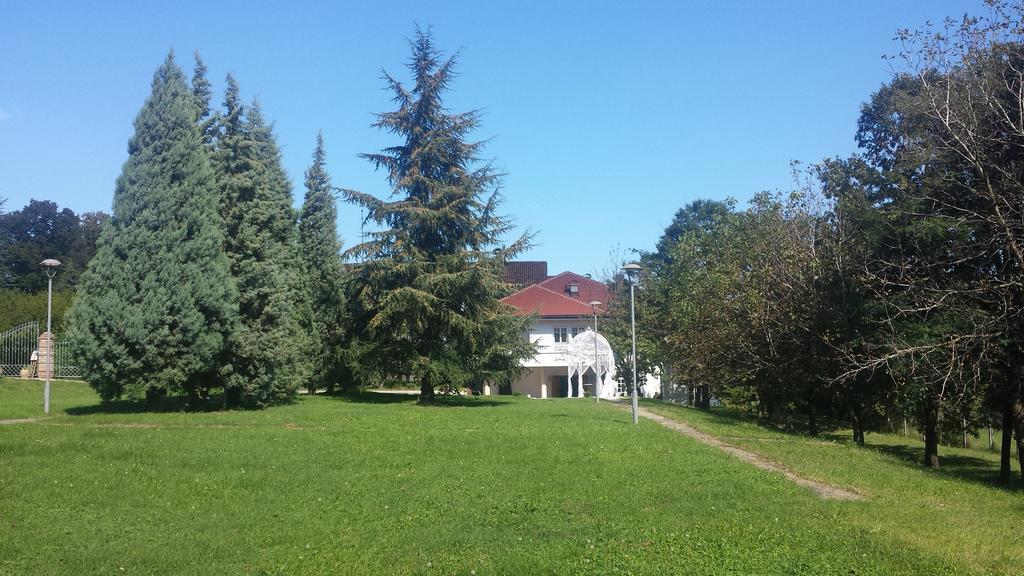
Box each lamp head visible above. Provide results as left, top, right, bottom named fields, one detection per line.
left=622, top=262, right=641, bottom=284
left=41, top=259, right=62, bottom=278
left=588, top=300, right=602, bottom=309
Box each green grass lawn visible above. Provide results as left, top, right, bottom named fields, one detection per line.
left=0, top=377, right=98, bottom=420
left=1, top=378, right=1020, bottom=575
left=642, top=400, right=1024, bottom=576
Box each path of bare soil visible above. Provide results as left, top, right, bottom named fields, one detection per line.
left=623, top=403, right=864, bottom=501
left=0, top=417, right=42, bottom=425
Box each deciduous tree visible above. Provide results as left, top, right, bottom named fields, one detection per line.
left=0, top=200, right=106, bottom=291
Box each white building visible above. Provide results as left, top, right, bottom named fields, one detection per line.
left=487, top=262, right=661, bottom=399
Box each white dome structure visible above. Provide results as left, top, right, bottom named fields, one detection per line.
left=566, top=328, right=617, bottom=399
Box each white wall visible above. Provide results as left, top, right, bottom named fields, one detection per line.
left=522, top=318, right=593, bottom=367
left=491, top=316, right=663, bottom=399
left=515, top=367, right=546, bottom=398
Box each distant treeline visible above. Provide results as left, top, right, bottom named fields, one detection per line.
left=0, top=199, right=107, bottom=332
left=0, top=199, right=107, bottom=293
left=0, top=290, right=74, bottom=334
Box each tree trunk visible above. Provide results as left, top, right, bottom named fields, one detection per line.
left=185, top=385, right=200, bottom=410
left=845, top=388, right=866, bottom=445
left=850, top=410, right=865, bottom=446
left=419, top=377, right=435, bottom=404
left=923, top=401, right=940, bottom=469
left=145, top=387, right=165, bottom=410
left=223, top=385, right=241, bottom=409
left=699, top=384, right=711, bottom=410
left=1000, top=401, right=1014, bottom=484
left=807, top=398, right=818, bottom=437
left=1014, top=399, right=1024, bottom=484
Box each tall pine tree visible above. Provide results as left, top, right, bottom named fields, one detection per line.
left=66, top=53, right=238, bottom=403
left=299, top=133, right=348, bottom=393
left=344, top=28, right=533, bottom=402
left=213, top=78, right=310, bottom=407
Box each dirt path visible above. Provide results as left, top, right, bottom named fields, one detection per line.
left=0, top=417, right=44, bottom=425
left=623, top=403, right=863, bottom=501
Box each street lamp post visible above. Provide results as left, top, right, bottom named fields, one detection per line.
left=589, top=300, right=601, bottom=403
left=40, top=258, right=62, bottom=415
left=622, top=263, right=641, bottom=424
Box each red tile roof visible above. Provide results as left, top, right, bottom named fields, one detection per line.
left=502, top=284, right=597, bottom=317
left=537, top=271, right=608, bottom=305
left=501, top=271, right=610, bottom=318
left=502, top=261, right=548, bottom=286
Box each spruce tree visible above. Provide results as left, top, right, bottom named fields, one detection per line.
left=344, top=29, right=534, bottom=402
left=191, top=52, right=218, bottom=149
left=66, top=53, right=238, bottom=403
left=213, top=78, right=310, bottom=407
left=299, top=133, right=348, bottom=393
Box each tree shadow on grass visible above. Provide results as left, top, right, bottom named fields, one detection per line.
left=64, top=394, right=230, bottom=415
left=66, top=390, right=509, bottom=414
left=656, top=402, right=848, bottom=438
left=869, top=442, right=1023, bottom=491
left=324, top=390, right=509, bottom=408
left=63, top=391, right=296, bottom=415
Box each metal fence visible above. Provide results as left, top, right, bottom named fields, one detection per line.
left=52, top=341, right=82, bottom=379
left=0, top=321, right=38, bottom=377
left=0, top=321, right=81, bottom=379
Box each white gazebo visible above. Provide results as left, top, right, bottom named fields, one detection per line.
left=566, top=328, right=617, bottom=399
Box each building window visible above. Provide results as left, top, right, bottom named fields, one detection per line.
left=571, top=326, right=582, bottom=338
left=554, top=327, right=569, bottom=343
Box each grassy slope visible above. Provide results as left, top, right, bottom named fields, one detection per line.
left=643, top=401, right=1024, bottom=576
left=0, top=378, right=97, bottom=420
left=0, top=378, right=1007, bottom=575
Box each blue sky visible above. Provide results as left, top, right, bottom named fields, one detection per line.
left=2, top=0, right=985, bottom=277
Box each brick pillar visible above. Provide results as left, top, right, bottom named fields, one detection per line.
left=37, top=332, right=53, bottom=380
